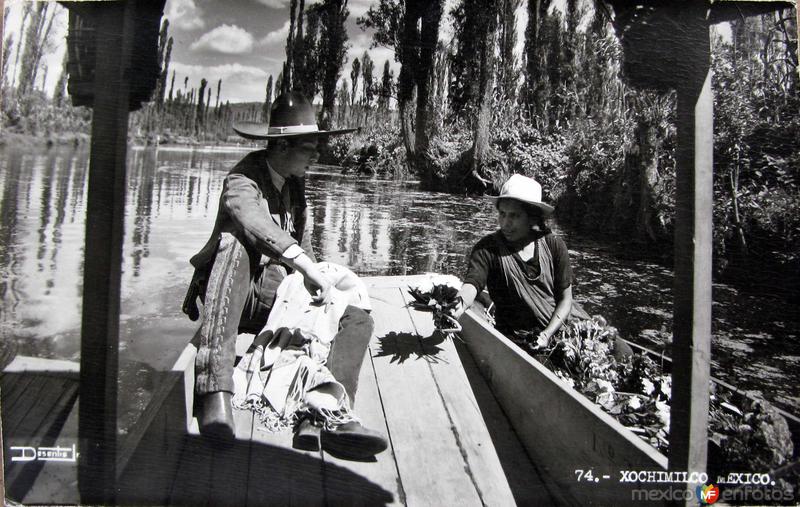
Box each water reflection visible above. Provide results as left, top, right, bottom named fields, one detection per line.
left=0, top=143, right=797, bottom=437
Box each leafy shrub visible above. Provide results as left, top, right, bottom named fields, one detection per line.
left=326, top=123, right=408, bottom=178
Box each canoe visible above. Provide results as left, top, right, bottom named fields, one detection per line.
left=109, top=274, right=712, bottom=506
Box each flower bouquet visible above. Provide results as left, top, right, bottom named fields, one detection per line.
left=407, top=281, right=462, bottom=336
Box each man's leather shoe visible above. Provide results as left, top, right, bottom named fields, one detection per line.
left=321, top=421, right=388, bottom=460
left=293, top=418, right=321, bottom=451
left=199, top=392, right=235, bottom=443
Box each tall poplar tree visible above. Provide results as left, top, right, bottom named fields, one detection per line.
left=350, top=57, right=361, bottom=106
left=361, top=51, right=374, bottom=106
left=318, top=0, right=349, bottom=131
left=379, top=59, right=394, bottom=110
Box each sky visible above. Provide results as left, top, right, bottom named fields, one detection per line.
left=2, top=0, right=402, bottom=104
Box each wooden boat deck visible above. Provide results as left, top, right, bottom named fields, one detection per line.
left=151, top=275, right=552, bottom=506
left=1, top=357, right=80, bottom=505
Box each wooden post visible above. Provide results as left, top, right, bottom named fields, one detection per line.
left=78, top=1, right=135, bottom=503
left=669, top=6, right=713, bottom=501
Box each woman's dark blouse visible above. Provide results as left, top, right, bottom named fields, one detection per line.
left=463, top=230, right=573, bottom=334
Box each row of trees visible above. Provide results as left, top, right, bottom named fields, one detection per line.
left=333, top=1, right=797, bottom=285
left=0, top=3, right=90, bottom=140
left=138, top=1, right=398, bottom=144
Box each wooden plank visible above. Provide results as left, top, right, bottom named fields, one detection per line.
left=3, top=376, right=52, bottom=436
left=168, top=338, right=256, bottom=507
left=77, top=1, right=138, bottom=501
left=400, top=289, right=518, bottom=507
left=1, top=375, right=37, bottom=431
left=320, top=348, right=402, bottom=506
left=246, top=425, right=326, bottom=506
left=205, top=407, right=254, bottom=507
left=1, top=374, right=35, bottom=415
left=117, top=366, right=196, bottom=505
left=671, top=14, right=713, bottom=488
left=363, top=275, right=432, bottom=290
left=367, top=287, right=482, bottom=506
left=167, top=434, right=215, bottom=506
left=3, top=357, right=79, bottom=376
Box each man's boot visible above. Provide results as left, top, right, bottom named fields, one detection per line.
left=199, top=392, right=235, bottom=443
left=321, top=421, right=388, bottom=460
left=293, top=417, right=321, bottom=451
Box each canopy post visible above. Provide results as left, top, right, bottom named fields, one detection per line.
left=669, top=6, right=714, bottom=501
left=77, top=1, right=135, bottom=503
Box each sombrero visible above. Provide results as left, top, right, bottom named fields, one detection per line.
left=492, top=174, right=555, bottom=216
left=232, top=90, right=358, bottom=140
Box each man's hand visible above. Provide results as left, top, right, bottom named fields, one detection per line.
left=286, top=251, right=333, bottom=304
left=302, top=264, right=333, bottom=304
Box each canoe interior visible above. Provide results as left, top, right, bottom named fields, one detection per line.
left=117, top=274, right=553, bottom=506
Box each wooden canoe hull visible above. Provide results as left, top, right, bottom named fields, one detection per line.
left=460, top=310, right=669, bottom=506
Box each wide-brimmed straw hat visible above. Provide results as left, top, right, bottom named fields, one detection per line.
left=233, top=90, right=358, bottom=140
left=493, top=174, right=554, bottom=216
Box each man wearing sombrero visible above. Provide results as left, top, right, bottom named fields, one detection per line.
left=182, top=91, right=387, bottom=459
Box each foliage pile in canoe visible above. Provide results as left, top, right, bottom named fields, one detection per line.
left=528, top=317, right=797, bottom=496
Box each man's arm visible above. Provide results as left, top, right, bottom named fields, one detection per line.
left=224, top=173, right=329, bottom=299
left=223, top=173, right=299, bottom=257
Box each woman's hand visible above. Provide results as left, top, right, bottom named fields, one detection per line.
left=453, top=284, right=478, bottom=319
left=533, top=331, right=551, bottom=350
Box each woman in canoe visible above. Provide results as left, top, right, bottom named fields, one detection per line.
left=454, top=174, right=590, bottom=350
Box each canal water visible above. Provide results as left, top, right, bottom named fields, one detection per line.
left=0, top=144, right=797, bottom=436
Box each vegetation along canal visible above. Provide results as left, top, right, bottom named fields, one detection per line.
left=0, top=144, right=797, bottom=435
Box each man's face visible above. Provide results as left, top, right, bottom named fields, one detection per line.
left=283, top=138, right=319, bottom=178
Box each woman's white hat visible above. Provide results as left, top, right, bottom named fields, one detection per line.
left=493, top=174, right=554, bottom=216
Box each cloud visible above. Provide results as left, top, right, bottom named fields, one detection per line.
left=347, top=0, right=373, bottom=19
left=258, top=20, right=291, bottom=47
left=346, top=33, right=396, bottom=70
left=166, top=0, right=205, bottom=30
left=254, top=0, right=290, bottom=9
left=190, top=24, right=256, bottom=54
left=171, top=62, right=272, bottom=102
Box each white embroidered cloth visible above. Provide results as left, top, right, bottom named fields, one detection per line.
left=232, top=262, right=371, bottom=431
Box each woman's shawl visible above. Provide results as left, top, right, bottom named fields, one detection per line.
left=232, top=262, right=371, bottom=431
left=493, top=232, right=589, bottom=332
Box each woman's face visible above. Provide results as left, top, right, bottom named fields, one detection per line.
left=497, top=199, right=532, bottom=243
